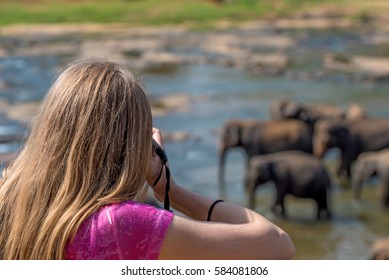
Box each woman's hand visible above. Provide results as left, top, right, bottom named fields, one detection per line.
left=146, top=128, right=169, bottom=201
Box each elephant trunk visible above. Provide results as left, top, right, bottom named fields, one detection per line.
left=218, top=146, right=227, bottom=198
left=313, top=138, right=327, bottom=158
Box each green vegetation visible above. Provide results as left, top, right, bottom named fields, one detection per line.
left=0, top=0, right=386, bottom=27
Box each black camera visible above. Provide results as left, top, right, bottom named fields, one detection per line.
left=151, top=139, right=171, bottom=211
left=152, top=139, right=168, bottom=165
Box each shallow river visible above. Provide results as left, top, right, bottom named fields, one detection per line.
left=146, top=64, right=389, bottom=260
left=1, top=26, right=389, bottom=259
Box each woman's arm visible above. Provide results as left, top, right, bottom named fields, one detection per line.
left=158, top=181, right=295, bottom=260
left=147, top=128, right=295, bottom=260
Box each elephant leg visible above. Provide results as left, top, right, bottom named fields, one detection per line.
left=316, top=199, right=330, bottom=220
left=340, top=147, right=355, bottom=180
left=335, top=149, right=347, bottom=179
left=337, top=154, right=348, bottom=178
left=385, top=187, right=389, bottom=208
left=248, top=187, right=256, bottom=210
left=378, top=179, right=389, bottom=208
left=315, top=199, right=321, bottom=220
left=244, top=158, right=257, bottom=210
left=271, top=199, right=278, bottom=214
left=271, top=195, right=281, bottom=215
left=279, top=196, right=286, bottom=218
left=315, top=186, right=331, bottom=220
left=326, top=205, right=332, bottom=219
left=272, top=193, right=286, bottom=218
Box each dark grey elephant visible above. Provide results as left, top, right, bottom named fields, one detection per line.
left=313, top=117, right=389, bottom=180
left=245, top=151, right=331, bottom=220
left=352, top=149, right=389, bottom=207
left=270, top=99, right=343, bottom=128
left=218, top=119, right=312, bottom=196
left=270, top=99, right=367, bottom=130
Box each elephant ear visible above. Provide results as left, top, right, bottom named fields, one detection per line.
left=270, top=100, right=287, bottom=119
left=252, top=159, right=273, bottom=183
left=298, top=110, right=310, bottom=123
left=264, top=162, right=275, bottom=180
left=225, top=121, right=242, bottom=147
left=283, top=101, right=302, bottom=119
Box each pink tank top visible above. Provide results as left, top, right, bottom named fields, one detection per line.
left=65, top=200, right=174, bottom=260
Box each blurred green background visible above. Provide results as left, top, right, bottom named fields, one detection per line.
left=1, top=0, right=389, bottom=260
left=0, top=0, right=387, bottom=28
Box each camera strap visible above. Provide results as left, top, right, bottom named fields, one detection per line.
left=152, top=146, right=171, bottom=211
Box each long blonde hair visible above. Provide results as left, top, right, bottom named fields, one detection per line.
left=0, top=58, right=153, bottom=259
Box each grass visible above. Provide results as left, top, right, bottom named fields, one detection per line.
left=0, top=0, right=387, bottom=28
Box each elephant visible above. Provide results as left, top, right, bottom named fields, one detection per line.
left=352, top=149, right=389, bottom=207
left=244, top=150, right=332, bottom=220
left=369, top=237, right=389, bottom=260
left=313, top=117, right=389, bottom=180
left=269, top=99, right=343, bottom=128
left=269, top=99, right=367, bottom=130
left=218, top=118, right=312, bottom=196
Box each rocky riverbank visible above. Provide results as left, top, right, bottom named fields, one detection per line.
left=0, top=11, right=389, bottom=143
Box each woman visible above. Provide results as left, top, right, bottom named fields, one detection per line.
left=0, top=58, right=295, bottom=260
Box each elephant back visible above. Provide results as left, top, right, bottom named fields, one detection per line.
left=351, top=118, right=389, bottom=151
left=255, top=119, right=312, bottom=154
left=269, top=99, right=344, bottom=129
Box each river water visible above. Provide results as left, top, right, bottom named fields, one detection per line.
left=1, top=25, right=389, bottom=259
left=146, top=64, right=389, bottom=260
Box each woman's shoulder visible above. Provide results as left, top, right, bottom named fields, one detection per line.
left=66, top=200, right=174, bottom=260
left=101, top=200, right=173, bottom=220
left=92, top=200, right=174, bottom=234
